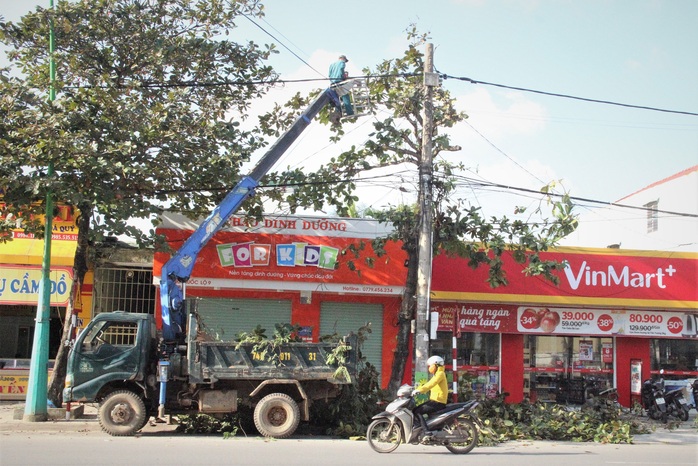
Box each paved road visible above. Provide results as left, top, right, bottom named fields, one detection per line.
left=2, top=433, right=697, bottom=466
left=1, top=402, right=696, bottom=466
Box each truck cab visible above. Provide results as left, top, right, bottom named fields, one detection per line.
left=64, top=312, right=156, bottom=404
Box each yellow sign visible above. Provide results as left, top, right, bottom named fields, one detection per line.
left=0, top=264, right=73, bottom=306
left=0, top=369, right=53, bottom=401
left=0, top=203, right=79, bottom=266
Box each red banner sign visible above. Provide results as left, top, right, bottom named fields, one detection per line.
left=434, top=302, right=697, bottom=339
left=432, top=248, right=698, bottom=309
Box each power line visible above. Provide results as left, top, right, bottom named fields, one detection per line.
left=241, top=13, right=326, bottom=79
left=140, top=169, right=698, bottom=220
left=61, top=71, right=697, bottom=119
left=449, top=173, right=698, bottom=218
left=61, top=73, right=419, bottom=90
left=440, top=73, right=698, bottom=117
left=463, top=120, right=547, bottom=186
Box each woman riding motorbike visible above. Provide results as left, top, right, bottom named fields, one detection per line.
left=412, top=355, right=448, bottom=430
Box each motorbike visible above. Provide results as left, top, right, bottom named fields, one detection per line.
left=692, top=379, right=698, bottom=412
left=641, top=378, right=668, bottom=422
left=663, top=385, right=690, bottom=421
left=366, top=384, right=481, bottom=454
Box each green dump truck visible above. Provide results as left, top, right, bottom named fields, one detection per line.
left=63, top=303, right=357, bottom=438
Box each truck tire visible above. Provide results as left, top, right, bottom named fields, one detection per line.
left=98, top=390, right=147, bottom=436
left=253, top=393, right=300, bottom=438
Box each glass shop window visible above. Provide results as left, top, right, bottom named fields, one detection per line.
left=524, top=335, right=614, bottom=404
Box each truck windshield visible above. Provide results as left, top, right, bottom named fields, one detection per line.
left=81, top=321, right=139, bottom=351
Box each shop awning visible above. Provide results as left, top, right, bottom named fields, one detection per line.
left=0, top=237, right=77, bottom=267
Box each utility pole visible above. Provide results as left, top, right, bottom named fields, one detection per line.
left=24, top=0, right=56, bottom=422
left=415, top=43, right=438, bottom=377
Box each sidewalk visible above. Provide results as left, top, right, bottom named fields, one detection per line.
left=631, top=410, right=698, bottom=445
left=1, top=401, right=696, bottom=444
left=0, top=401, right=178, bottom=435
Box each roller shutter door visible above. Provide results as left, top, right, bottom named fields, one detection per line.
left=194, top=298, right=291, bottom=341
left=320, top=302, right=383, bottom=375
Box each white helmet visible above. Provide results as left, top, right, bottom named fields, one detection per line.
left=427, top=355, right=444, bottom=366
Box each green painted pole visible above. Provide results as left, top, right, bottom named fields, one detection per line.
left=24, top=0, right=56, bottom=422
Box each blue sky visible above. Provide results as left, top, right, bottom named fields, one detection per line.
left=2, top=0, right=697, bottom=220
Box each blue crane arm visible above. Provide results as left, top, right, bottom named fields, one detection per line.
left=160, top=87, right=340, bottom=340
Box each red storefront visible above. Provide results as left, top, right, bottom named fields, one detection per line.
left=154, top=213, right=408, bottom=388
left=155, top=214, right=697, bottom=405
left=430, top=247, right=698, bottom=407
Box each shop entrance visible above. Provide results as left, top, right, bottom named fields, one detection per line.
left=432, top=331, right=500, bottom=399
left=524, top=335, right=614, bottom=404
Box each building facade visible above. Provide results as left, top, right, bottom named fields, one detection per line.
left=430, top=247, right=697, bottom=407
left=0, top=205, right=92, bottom=399
left=155, top=212, right=697, bottom=406
left=561, top=165, right=698, bottom=252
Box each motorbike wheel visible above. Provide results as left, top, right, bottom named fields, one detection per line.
left=367, top=419, right=402, bottom=453
left=677, top=406, right=689, bottom=421
left=648, top=406, right=662, bottom=420
left=444, top=417, right=478, bottom=455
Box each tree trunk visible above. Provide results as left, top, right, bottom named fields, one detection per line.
left=47, top=205, right=91, bottom=407
left=387, top=246, right=418, bottom=396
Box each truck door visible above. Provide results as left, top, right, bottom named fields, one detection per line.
left=71, top=319, right=142, bottom=391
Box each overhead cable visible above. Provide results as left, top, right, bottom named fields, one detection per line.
left=440, top=73, right=698, bottom=117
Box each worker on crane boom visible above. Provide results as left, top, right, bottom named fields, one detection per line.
left=329, top=54, right=354, bottom=118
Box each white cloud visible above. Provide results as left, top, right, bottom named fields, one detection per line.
left=454, top=87, right=548, bottom=137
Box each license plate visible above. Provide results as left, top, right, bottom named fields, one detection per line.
left=656, top=398, right=665, bottom=404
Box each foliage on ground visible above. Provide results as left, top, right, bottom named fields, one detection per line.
left=475, top=393, right=654, bottom=444
left=176, top=403, right=257, bottom=437
left=309, top=362, right=389, bottom=438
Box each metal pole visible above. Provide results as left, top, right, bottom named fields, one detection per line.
left=24, top=0, right=56, bottom=422
left=414, top=43, right=437, bottom=378
left=452, top=314, right=459, bottom=403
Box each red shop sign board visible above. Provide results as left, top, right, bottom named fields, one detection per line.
left=432, top=247, right=697, bottom=309
left=154, top=215, right=408, bottom=293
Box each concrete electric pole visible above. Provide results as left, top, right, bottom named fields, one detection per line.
left=414, top=43, right=438, bottom=377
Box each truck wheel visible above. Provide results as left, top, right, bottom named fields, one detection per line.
left=253, top=393, right=300, bottom=438
left=98, top=390, right=147, bottom=436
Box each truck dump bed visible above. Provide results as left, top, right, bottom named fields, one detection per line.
left=184, top=306, right=356, bottom=384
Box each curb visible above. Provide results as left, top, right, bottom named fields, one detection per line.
left=1, top=402, right=696, bottom=443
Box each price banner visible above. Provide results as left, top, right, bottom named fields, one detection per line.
left=516, top=307, right=695, bottom=338
left=434, top=302, right=695, bottom=338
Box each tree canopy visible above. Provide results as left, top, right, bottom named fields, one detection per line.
left=1, top=0, right=281, bottom=243
left=314, top=26, right=579, bottom=391
left=1, top=2, right=577, bottom=400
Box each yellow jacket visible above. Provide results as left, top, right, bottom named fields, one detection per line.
left=417, top=366, right=448, bottom=404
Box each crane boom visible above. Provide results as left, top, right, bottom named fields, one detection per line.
left=159, top=86, right=344, bottom=340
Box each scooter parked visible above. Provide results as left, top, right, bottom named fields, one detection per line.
left=690, top=379, right=698, bottom=412
left=663, top=385, right=690, bottom=421
left=641, top=378, right=668, bottom=422
left=366, top=384, right=481, bottom=454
